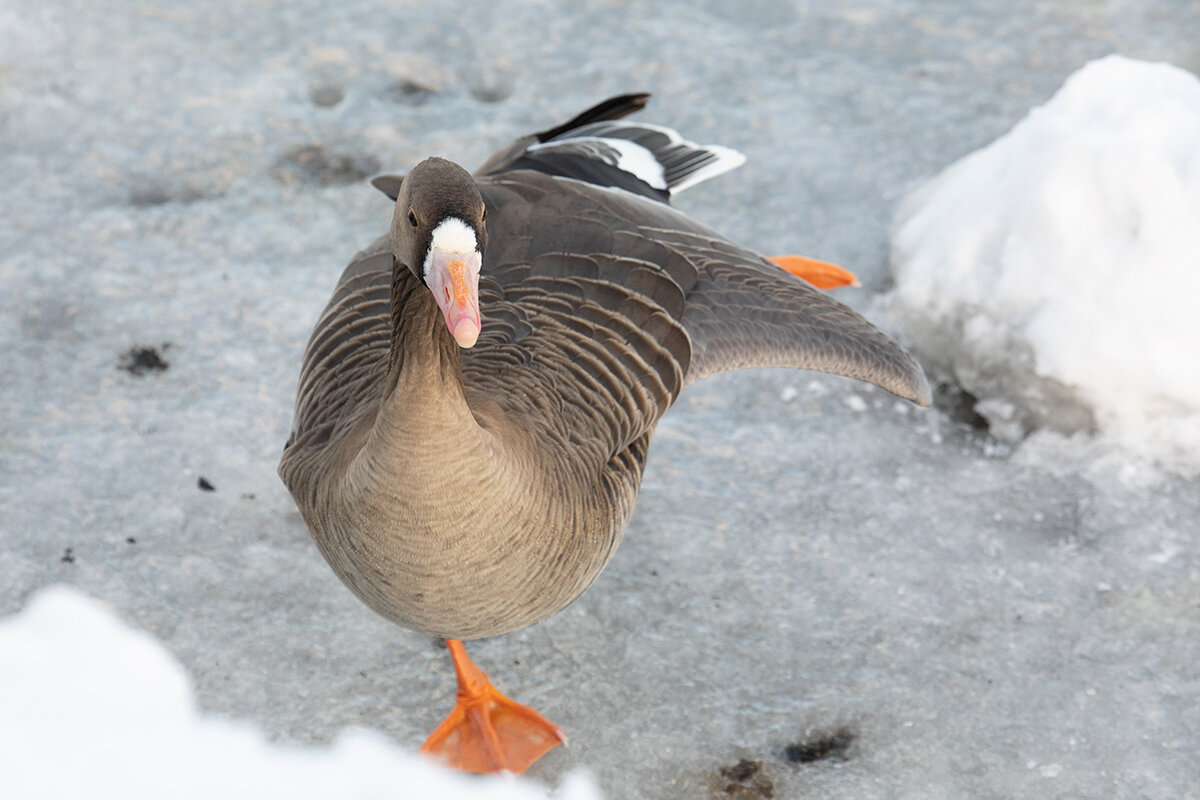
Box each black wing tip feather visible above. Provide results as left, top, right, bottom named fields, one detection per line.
left=536, top=93, right=651, bottom=143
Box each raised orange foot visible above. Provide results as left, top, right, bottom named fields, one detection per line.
left=769, top=255, right=860, bottom=289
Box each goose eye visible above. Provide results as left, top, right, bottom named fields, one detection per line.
left=407, top=209, right=418, bottom=228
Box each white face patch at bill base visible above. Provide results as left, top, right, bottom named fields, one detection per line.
left=423, top=217, right=478, bottom=281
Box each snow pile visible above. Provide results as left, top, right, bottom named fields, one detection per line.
left=887, top=55, right=1200, bottom=471
left=0, top=587, right=600, bottom=800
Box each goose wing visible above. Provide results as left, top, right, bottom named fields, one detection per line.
left=450, top=173, right=928, bottom=469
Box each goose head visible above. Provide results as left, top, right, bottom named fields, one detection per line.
left=389, top=157, right=488, bottom=348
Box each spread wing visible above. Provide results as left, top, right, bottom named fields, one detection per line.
left=454, top=172, right=928, bottom=466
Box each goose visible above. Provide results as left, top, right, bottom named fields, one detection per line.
left=278, top=94, right=930, bottom=775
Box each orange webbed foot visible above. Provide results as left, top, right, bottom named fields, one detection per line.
left=421, top=640, right=566, bottom=774
left=769, top=255, right=861, bottom=289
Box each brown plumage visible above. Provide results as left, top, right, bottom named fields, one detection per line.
left=279, top=96, right=929, bottom=643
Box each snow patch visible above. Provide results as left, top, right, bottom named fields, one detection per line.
left=886, top=55, right=1200, bottom=473
left=0, top=587, right=601, bottom=800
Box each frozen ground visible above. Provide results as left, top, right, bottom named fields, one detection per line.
left=2, top=2, right=1198, bottom=799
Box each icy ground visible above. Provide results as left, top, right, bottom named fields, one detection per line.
left=2, top=2, right=1199, bottom=799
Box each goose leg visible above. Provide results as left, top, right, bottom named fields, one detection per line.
left=420, top=639, right=566, bottom=774
left=768, top=255, right=860, bottom=289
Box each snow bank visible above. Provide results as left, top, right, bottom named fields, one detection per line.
left=0, top=587, right=600, bottom=800
left=887, top=55, right=1200, bottom=471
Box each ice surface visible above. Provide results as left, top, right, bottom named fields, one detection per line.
left=887, top=56, right=1200, bottom=472
left=0, top=586, right=599, bottom=800
left=2, top=2, right=1199, bottom=799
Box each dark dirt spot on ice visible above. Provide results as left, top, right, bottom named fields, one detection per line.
left=126, top=537, right=136, bottom=545
left=467, top=74, right=513, bottom=103
left=309, top=81, right=345, bottom=108
left=119, top=344, right=171, bottom=376
left=711, top=759, right=774, bottom=799
left=272, top=145, right=381, bottom=187
left=784, top=727, right=855, bottom=764
left=129, top=184, right=174, bottom=207
left=934, top=380, right=990, bottom=432
left=389, top=79, right=437, bottom=105
left=128, top=180, right=211, bottom=207
left=197, top=476, right=216, bottom=492
left=61, top=547, right=75, bottom=564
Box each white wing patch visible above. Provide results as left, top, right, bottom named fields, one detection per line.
left=617, top=121, right=746, bottom=192
left=527, top=121, right=746, bottom=195
left=529, top=136, right=668, bottom=189
left=669, top=143, right=745, bottom=193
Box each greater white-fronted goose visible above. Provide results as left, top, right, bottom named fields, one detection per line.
left=279, top=94, right=930, bottom=774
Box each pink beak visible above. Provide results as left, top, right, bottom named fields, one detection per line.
left=427, top=249, right=482, bottom=348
